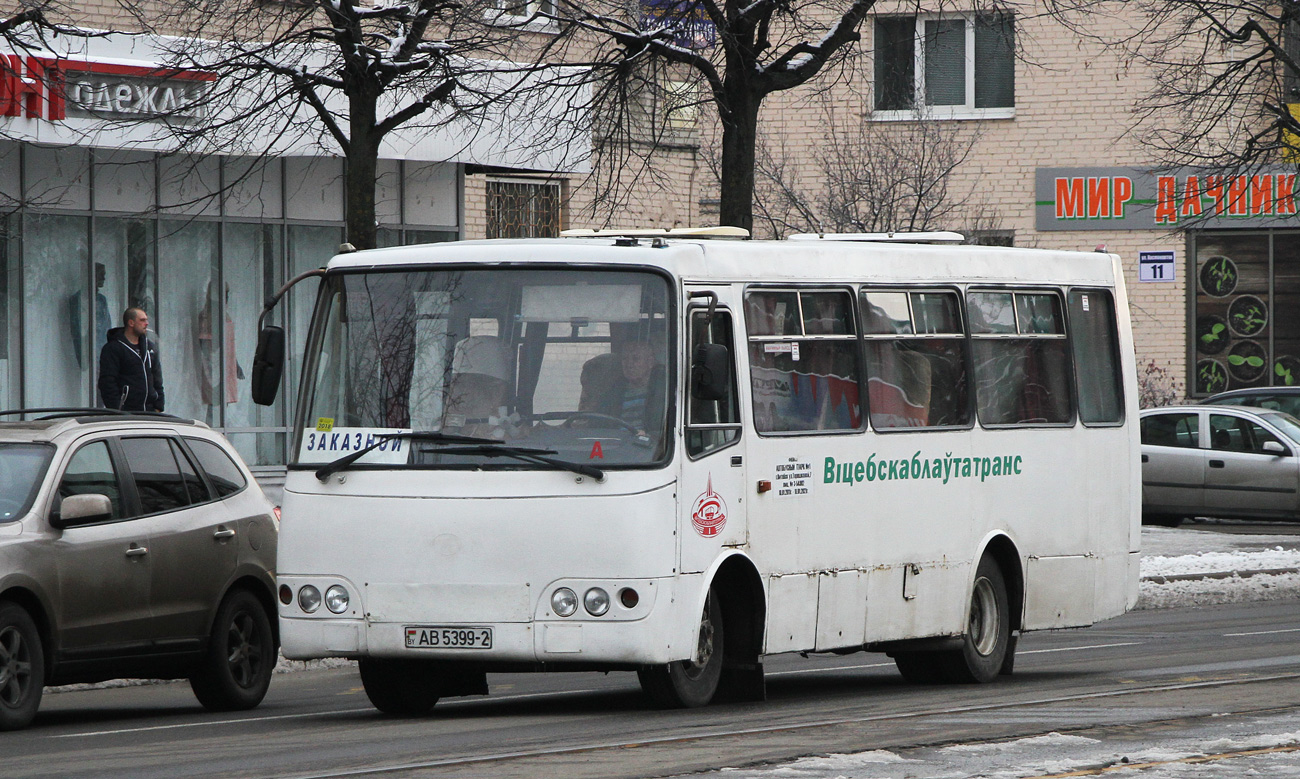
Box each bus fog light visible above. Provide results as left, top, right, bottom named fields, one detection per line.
left=299, top=585, right=322, bottom=613
left=584, top=588, right=610, bottom=616
left=278, top=584, right=292, bottom=605
left=619, top=588, right=639, bottom=609
left=551, top=588, right=578, bottom=617
left=325, top=585, right=350, bottom=614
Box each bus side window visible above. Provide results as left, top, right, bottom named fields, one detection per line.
left=687, top=309, right=741, bottom=457
left=969, top=290, right=1075, bottom=426
left=861, top=289, right=971, bottom=429
left=1068, top=289, right=1124, bottom=425
left=745, top=289, right=862, bottom=433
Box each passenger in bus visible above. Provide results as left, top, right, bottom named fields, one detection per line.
left=578, top=336, right=667, bottom=439
left=442, top=335, right=525, bottom=440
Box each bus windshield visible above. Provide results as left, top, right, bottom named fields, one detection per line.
left=296, top=268, right=673, bottom=469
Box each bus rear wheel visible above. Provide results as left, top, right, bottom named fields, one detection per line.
left=638, top=589, right=723, bottom=708
left=937, top=557, right=1012, bottom=683
left=359, top=659, right=441, bottom=715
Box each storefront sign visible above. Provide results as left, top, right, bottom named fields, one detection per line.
left=0, top=55, right=214, bottom=122
left=1138, top=250, right=1176, bottom=282
left=1036, top=167, right=1300, bottom=230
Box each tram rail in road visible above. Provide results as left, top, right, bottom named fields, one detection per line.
left=12, top=599, right=1300, bottom=779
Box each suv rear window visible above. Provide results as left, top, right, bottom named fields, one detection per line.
left=121, top=437, right=202, bottom=515
left=186, top=438, right=248, bottom=498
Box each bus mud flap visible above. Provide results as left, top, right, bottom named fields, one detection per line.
left=717, top=662, right=766, bottom=703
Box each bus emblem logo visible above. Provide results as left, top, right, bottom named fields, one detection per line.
left=691, top=476, right=727, bottom=537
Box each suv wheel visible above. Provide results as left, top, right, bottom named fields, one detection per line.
left=190, top=589, right=276, bottom=711
left=0, top=601, right=43, bottom=731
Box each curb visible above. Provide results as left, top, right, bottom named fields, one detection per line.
left=1142, top=567, right=1300, bottom=584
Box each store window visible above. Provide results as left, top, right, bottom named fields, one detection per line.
left=1190, top=232, right=1300, bottom=395
left=159, top=220, right=220, bottom=424
left=874, top=13, right=1015, bottom=117
left=224, top=223, right=283, bottom=466
left=487, top=179, right=560, bottom=238
left=1, top=141, right=461, bottom=465
left=26, top=213, right=89, bottom=408
left=0, top=216, right=19, bottom=411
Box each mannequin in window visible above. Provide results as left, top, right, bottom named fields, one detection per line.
left=69, top=262, right=111, bottom=368
left=197, top=280, right=244, bottom=412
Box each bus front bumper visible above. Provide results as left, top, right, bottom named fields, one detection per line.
left=280, top=575, right=699, bottom=666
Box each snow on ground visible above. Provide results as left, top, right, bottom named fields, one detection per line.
left=1137, top=521, right=1300, bottom=609
left=676, top=713, right=1300, bottom=779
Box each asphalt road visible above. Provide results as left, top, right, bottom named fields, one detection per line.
left=9, top=599, right=1300, bottom=779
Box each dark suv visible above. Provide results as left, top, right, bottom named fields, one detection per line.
left=0, top=409, right=278, bottom=730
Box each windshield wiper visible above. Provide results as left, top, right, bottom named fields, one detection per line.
left=314, top=431, right=499, bottom=482
left=429, top=445, right=605, bottom=481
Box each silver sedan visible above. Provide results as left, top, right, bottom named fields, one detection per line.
left=1140, top=404, right=1300, bottom=526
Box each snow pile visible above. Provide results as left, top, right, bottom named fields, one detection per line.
left=1136, top=524, right=1300, bottom=609
left=687, top=720, right=1300, bottom=779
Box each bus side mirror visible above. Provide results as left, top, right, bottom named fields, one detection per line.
left=691, top=343, right=731, bottom=401
left=251, top=325, right=286, bottom=406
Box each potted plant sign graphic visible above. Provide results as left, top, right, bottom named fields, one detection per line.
left=1276, top=356, right=1300, bottom=387
left=1196, top=314, right=1228, bottom=355
left=1227, top=295, right=1267, bottom=337
left=1199, top=255, right=1238, bottom=297
left=1197, top=359, right=1228, bottom=394
left=1227, top=340, right=1268, bottom=384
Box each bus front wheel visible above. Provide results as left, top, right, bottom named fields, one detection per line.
left=359, top=659, right=441, bottom=715
left=638, top=589, right=724, bottom=708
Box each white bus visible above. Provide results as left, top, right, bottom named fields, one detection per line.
left=258, top=231, right=1140, bottom=713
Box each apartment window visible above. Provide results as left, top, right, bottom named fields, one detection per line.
left=485, top=0, right=557, bottom=28
left=486, top=179, right=560, bottom=238
left=874, top=13, right=1015, bottom=118
left=663, top=79, right=700, bottom=133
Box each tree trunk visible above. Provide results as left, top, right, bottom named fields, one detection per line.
left=347, top=92, right=381, bottom=250
left=717, top=78, right=761, bottom=233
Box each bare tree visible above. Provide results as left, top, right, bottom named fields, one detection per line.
left=1044, top=0, right=1300, bottom=174
left=738, top=104, right=982, bottom=237
left=545, top=0, right=878, bottom=232
left=116, top=0, right=589, bottom=248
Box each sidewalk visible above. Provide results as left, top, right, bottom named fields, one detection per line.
left=1138, top=521, right=1300, bottom=609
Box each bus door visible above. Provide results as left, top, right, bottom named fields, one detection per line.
left=679, top=287, right=746, bottom=575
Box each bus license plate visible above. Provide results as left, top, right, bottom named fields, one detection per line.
left=404, top=626, right=493, bottom=649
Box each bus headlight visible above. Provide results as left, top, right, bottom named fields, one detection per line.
left=584, top=588, right=610, bottom=616
left=325, top=585, right=350, bottom=614
left=551, top=587, right=578, bottom=617
left=298, top=585, right=322, bottom=613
